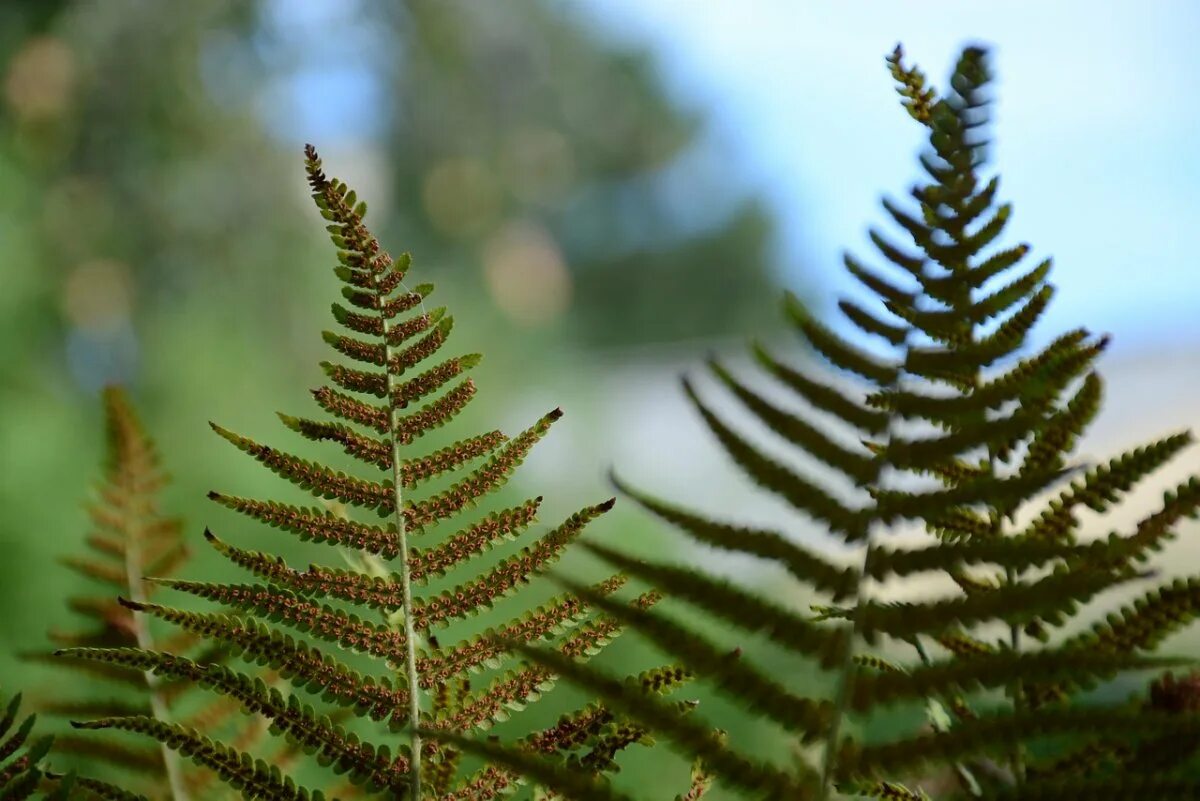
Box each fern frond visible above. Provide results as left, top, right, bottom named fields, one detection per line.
left=61, top=147, right=648, bottom=798
left=72, top=718, right=327, bottom=801
left=553, top=577, right=834, bottom=738
left=525, top=44, right=1200, bottom=801
left=684, top=378, right=866, bottom=537
left=36, top=388, right=242, bottom=800
left=581, top=541, right=847, bottom=666
left=613, top=474, right=858, bottom=599
left=0, top=689, right=55, bottom=799
left=505, top=645, right=812, bottom=799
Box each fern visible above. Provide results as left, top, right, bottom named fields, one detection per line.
left=37, top=387, right=281, bottom=801
left=64, top=147, right=667, bottom=799
left=0, top=686, right=62, bottom=800
left=0, top=691, right=84, bottom=801
left=28, top=387, right=190, bottom=800
left=506, top=45, right=1200, bottom=799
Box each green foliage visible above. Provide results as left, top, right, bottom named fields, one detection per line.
left=509, top=45, right=1200, bottom=799
left=62, top=148, right=675, bottom=799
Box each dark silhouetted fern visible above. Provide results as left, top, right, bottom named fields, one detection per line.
left=61, top=148, right=674, bottom=800
left=501, top=45, right=1200, bottom=800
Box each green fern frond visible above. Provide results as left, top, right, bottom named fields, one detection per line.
left=63, top=146, right=648, bottom=798
left=72, top=718, right=327, bottom=801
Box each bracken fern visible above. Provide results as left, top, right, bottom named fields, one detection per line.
left=60, top=148, right=681, bottom=800
left=497, top=45, right=1200, bottom=800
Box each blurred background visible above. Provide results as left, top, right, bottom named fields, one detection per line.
left=0, top=0, right=1197, bottom=796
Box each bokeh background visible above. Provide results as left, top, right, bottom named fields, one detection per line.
left=1, top=0, right=1198, bottom=796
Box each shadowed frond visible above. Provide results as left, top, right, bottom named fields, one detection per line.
left=532, top=44, right=1200, bottom=800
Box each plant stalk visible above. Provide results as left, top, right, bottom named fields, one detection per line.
left=381, top=287, right=423, bottom=800
left=818, top=538, right=876, bottom=800
left=1007, top=567, right=1026, bottom=786
left=124, top=510, right=190, bottom=801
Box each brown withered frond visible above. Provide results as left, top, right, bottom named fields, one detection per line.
left=38, top=389, right=276, bottom=801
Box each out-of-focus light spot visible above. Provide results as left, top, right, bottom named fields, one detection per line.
left=62, top=260, right=134, bottom=334
left=422, top=158, right=502, bottom=238
left=481, top=221, right=572, bottom=326
left=4, top=37, right=75, bottom=121
left=500, top=127, right=576, bottom=207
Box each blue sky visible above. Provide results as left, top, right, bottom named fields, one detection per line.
left=579, top=1, right=1200, bottom=353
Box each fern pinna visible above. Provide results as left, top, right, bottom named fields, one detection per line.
left=59, top=147, right=676, bottom=800
left=43, top=388, right=281, bottom=801
left=0, top=685, right=65, bottom=800
left=498, top=46, right=1200, bottom=800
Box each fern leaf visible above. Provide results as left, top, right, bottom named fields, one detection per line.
left=707, top=358, right=878, bottom=483
left=124, top=593, right=410, bottom=664
left=408, top=499, right=542, bottom=582
left=207, top=492, right=399, bottom=557
left=528, top=45, right=1200, bottom=800
left=751, top=342, right=889, bottom=434
left=211, top=423, right=392, bottom=513
left=553, top=577, right=834, bottom=738
left=59, top=147, right=650, bottom=798
left=71, top=718, right=328, bottom=801
left=581, top=541, right=847, bottom=666
left=425, top=731, right=633, bottom=801
left=505, top=644, right=812, bottom=799
left=613, top=474, right=859, bottom=600
left=1023, top=432, right=1194, bottom=541
left=684, top=379, right=866, bottom=537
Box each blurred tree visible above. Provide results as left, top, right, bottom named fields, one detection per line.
left=377, top=0, right=781, bottom=348
left=0, top=0, right=324, bottom=688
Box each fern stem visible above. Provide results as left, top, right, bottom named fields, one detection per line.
left=124, top=512, right=190, bottom=801
left=381, top=292, right=423, bottom=799
left=818, top=539, right=875, bottom=800
left=1007, top=567, right=1026, bottom=786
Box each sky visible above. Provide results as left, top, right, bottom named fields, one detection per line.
left=578, top=1, right=1200, bottom=354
